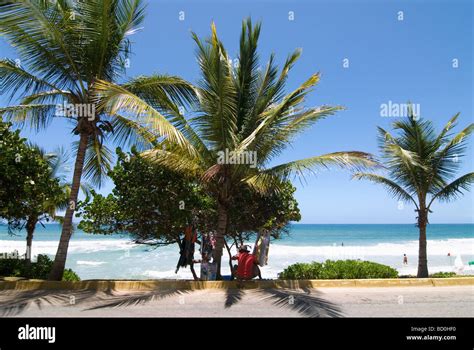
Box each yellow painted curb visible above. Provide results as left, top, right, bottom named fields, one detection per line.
left=431, top=278, right=474, bottom=287
left=0, top=278, right=473, bottom=291
left=354, top=278, right=434, bottom=287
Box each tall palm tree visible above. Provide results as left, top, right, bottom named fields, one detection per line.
left=354, top=111, right=473, bottom=277
left=94, top=20, right=377, bottom=278
left=0, top=0, right=196, bottom=279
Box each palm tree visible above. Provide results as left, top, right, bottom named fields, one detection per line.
left=0, top=0, right=196, bottom=279
left=94, top=20, right=377, bottom=278
left=22, top=146, right=88, bottom=263
left=354, top=110, right=473, bottom=277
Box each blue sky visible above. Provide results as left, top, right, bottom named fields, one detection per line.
left=1, top=0, right=472, bottom=223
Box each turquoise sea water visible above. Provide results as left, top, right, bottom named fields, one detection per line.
left=1, top=224, right=473, bottom=279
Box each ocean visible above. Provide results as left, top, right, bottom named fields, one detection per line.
left=1, top=224, right=473, bottom=279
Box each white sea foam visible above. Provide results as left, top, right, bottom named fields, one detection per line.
left=0, top=239, right=134, bottom=256
left=266, top=239, right=474, bottom=258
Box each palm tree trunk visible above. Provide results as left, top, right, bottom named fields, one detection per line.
left=48, top=132, right=89, bottom=280
left=417, top=208, right=429, bottom=278
left=25, top=216, right=38, bottom=263
left=213, top=200, right=228, bottom=280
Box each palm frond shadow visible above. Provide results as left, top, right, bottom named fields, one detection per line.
left=258, top=288, right=343, bottom=318
left=224, top=288, right=245, bottom=308
left=84, top=288, right=188, bottom=310
left=0, top=289, right=99, bottom=316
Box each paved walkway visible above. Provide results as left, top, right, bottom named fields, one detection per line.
left=0, top=286, right=472, bottom=317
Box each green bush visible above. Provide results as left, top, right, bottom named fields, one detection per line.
left=278, top=260, right=398, bottom=279
left=429, top=272, right=457, bottom=278
left=62, top=269, right=81, bottom=281
left=0, top=254, right=80, bottom=281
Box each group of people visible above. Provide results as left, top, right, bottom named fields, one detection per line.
left=175, top=225, right=264, bottom=280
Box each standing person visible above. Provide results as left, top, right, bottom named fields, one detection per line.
left=232, top=245, right=262, bottom=280
left=175, top=225, right=198, bottom=279
left=403, top=254, right=408, bottom=265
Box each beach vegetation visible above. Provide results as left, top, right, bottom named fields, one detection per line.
left=278, top=260, right=399, bottom=279
left=0, top=254, right=80, bottom=281
left=0, top=121, right=68, bottom=262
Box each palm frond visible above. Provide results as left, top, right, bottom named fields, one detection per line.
left=141, top=147, right=202, bottom=176
left=79, top=182, right=93, bottom=202
left=234, top=18, right=261, bottom=131
left=429, top=122, right=474, bottom=190
left=20, top=90, right=73, bottom=105
left=76, top=0, right=145, bottom=82
left=123, top=74, right=198, bottom=112
left=48, top=146, right=70, bottom=181
left=192, top=22, right=238, bottom=150
left=121, top=75, right=208, bottom=154
left=0, top=0, right=85, bottom=94
left=377, top=125, right=426, bottom=194
left=93, top=79, right=197, bottom=157
left=0, top=59, right=62, bottom=100
left=73, top=137, right=113, bottom=188
left=250, top=105, right=344, bottom=165
left=243, top=171, right=286, bottom=194
left=434, top=112, right=460, bottom=147
left=428, top=172, right=474, bottom=206
left=108, top=113, right=158, bottom=151
left=263, top=151, right=378, bottom=180
left=353, top=173, right=418, bottom=208
left=0, top=104, right=59, bottom=131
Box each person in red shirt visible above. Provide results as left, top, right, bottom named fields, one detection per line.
left=231, top=245, right=262, bottom=280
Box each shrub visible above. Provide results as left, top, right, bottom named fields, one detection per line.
left=62, top=269, right=81, bottom=281
left=279, top=260, right=398, bottom=279
left=429, top=272, right=457, bottom=278
left=0, top=254, right=80, bottom=281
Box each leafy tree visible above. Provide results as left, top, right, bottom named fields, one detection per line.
left=228, top=181, right=301, bottom=241
left=354, top=112, right=473, bottom=277
left=0, top=120, right=65, bottom=261
left=0, top=0, right=196, bottom=279
left=222, top=181, right=301, bottom=277
left=78, top=148, right=215, bottom=246
left=95, top=19, right=376, bottom=277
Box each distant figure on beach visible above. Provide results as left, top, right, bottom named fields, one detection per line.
left=341, top=242, right=344, bottom=247
left=403, top=254, right=408, bottom=265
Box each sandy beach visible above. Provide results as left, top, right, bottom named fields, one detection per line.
left=1, top=286, right=472, bottom=317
